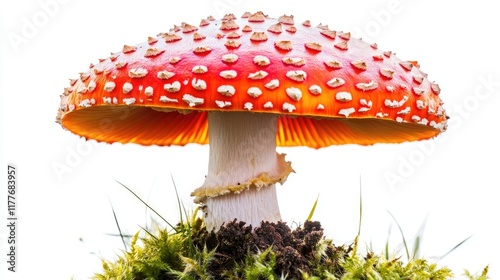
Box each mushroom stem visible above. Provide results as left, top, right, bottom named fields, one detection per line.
left=198, top=111, right=289, bottom=231
left=205, top=184, right=281, bottom=231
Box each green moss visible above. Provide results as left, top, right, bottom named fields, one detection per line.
left=93, top=218, right=485, bottom=280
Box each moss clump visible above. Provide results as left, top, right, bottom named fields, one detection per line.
left=92, top=217, right=484, bottom=279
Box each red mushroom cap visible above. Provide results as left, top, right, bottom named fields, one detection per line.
left=57, top=11, right=447, bottom=148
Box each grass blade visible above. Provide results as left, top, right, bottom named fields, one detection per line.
left=144, top=177, right=157, bottom=230
left=170, top=174, right=195, bottom=257
left=353, top=176, right=363, bottom=255
left=385, top=225, right=392, bottom=259
left=387, top=211, right=410, bottom=260
left=108, top=197, right=127, bottom=251
left=412, top=215, right=428, bottom=259
left=439, top=235, right=473, bottom=260
left=115, top=180, right=177, bottom=231
left=307, top=194, right=320, bottom=221
left=357, top=176, right=363, bottom=237
left=170, top=173, right=185, bottom=225
left=139, top=225, right=159, bottom=241
left=104, top=233, right=134, bottom=238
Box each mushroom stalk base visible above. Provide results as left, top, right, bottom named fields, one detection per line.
left=192, top=111, right=293, bottom=231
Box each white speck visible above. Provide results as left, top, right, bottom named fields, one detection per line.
left=436, top=106, right=445, bottom=117
left=412, top=115, right=421, bottom=122
left=327, top=77, right=345, bottom=88
left=225, top=39, right=241, bottom=48
left=384, top=96, right=409, bottom=108
left=93, top=67, right=103, bottom=74
left=317, top=104, right=325, bottom=110
left=104, top=82, right=116, bottom=92
left=334, top=41, right=348, bottom=50
left=220, top=70, right=237, bottom=79
left=138, top=85, right=143, bottom=91
left=399, top=61, right=414, bottom=71
left=416, top=100, right=426, bottom=109
left=335, top=92, right=352, bottom=102
left=169, top=57, right=181, bottom=64
left=244, top=102, right=253, bottom=110
left=192, top=78, right=207, bottom=90
left=413, top=87, right=425, bottom=95
left=182, top=94, right=204, bottom=107
left=413, top=74, right=424, bottom=84
left=356, top=80, right=378, bottom=91
left=193, top=45, right=211, bottom=53
left=164, top=81, right=181, bottom=92
left=248, top=70, right=268, bottom=80
left=282, top=102, right=296, bottom=112
left=222, top=54, right=239, bottom=63
left=159, top=96, right=178, bottom=103
left=183, top=79, right=189, bottom=85
left=78, top=99, right=92, bottom=107
left=88, top=80, right=96, bottom=92
left=157, top=71, right=175, bottom=79
left=399, top=84, right=409, bottom=90
left=428, top=100, right=436, bottom=114
left=215, top=100, right=231, bottom=108
left=123, top=98, right=136, bottom=105
left=247, top=87, right=262, bottom=98
left=263, top=101, right=273, bottom=108
left=396, top=117, right=404, bottom=123
left=68, top=104, right=75, bottom=111
left=80, top=72, right=91, bottom=81
left=282, top=57, right=305, bottom=66
left=115, top=61, right=127, bottom=69
left=309, top=85, right=322, bottom=95
left=351, top=60, right=367, bottom=70
left=265, top=79, right=279, bottom=89
left=376, top=112, right=389, bottom=118
left=144, top=86, right=154, bottom=96
left=144, top=47, right=164, bottom=57
left=286, top=70, right=307, bottom=82
left=339, top=107, right=355, bottom=117
left=431, top=82, right=441, bottom=95
left=218, top=85, right=236, bottom=96
left=286, top=87, right=302, bottom=101
left=386, top=85, right=395, bottom=92
left=324, top=60, right=342, bottom=69
left=358, top=99, right=372, bottom=112
left=76, top=84, right=88, bottom=94
left=192, top=65, right=208, bottom=74
left=418, top=118, right=429, bottom=125
left=360, top=99, right=372, bottom=107
left=122, top=82, right=133, bottom=93
left=380, top=68, right=395, bottom=79
left=112, top=97, right=118, bottom=104
left=431, top=121, right=446, bottom=131
left=102, top=97, right=112, bottom=104
left=128, top=68, right=148, bottom=78
left=397, top=107, right=411, bottom=115
left=253, top=55, right=270, bottom=66
left=305, top=41, right=322, bottom=51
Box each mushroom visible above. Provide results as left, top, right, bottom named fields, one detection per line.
left=56, top=11, right=447, bottom=231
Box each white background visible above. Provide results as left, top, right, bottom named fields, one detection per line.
left=1, top=0, right=499, bottom=279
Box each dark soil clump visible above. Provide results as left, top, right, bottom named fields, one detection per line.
left=192, top=220, right=349, bottom=279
